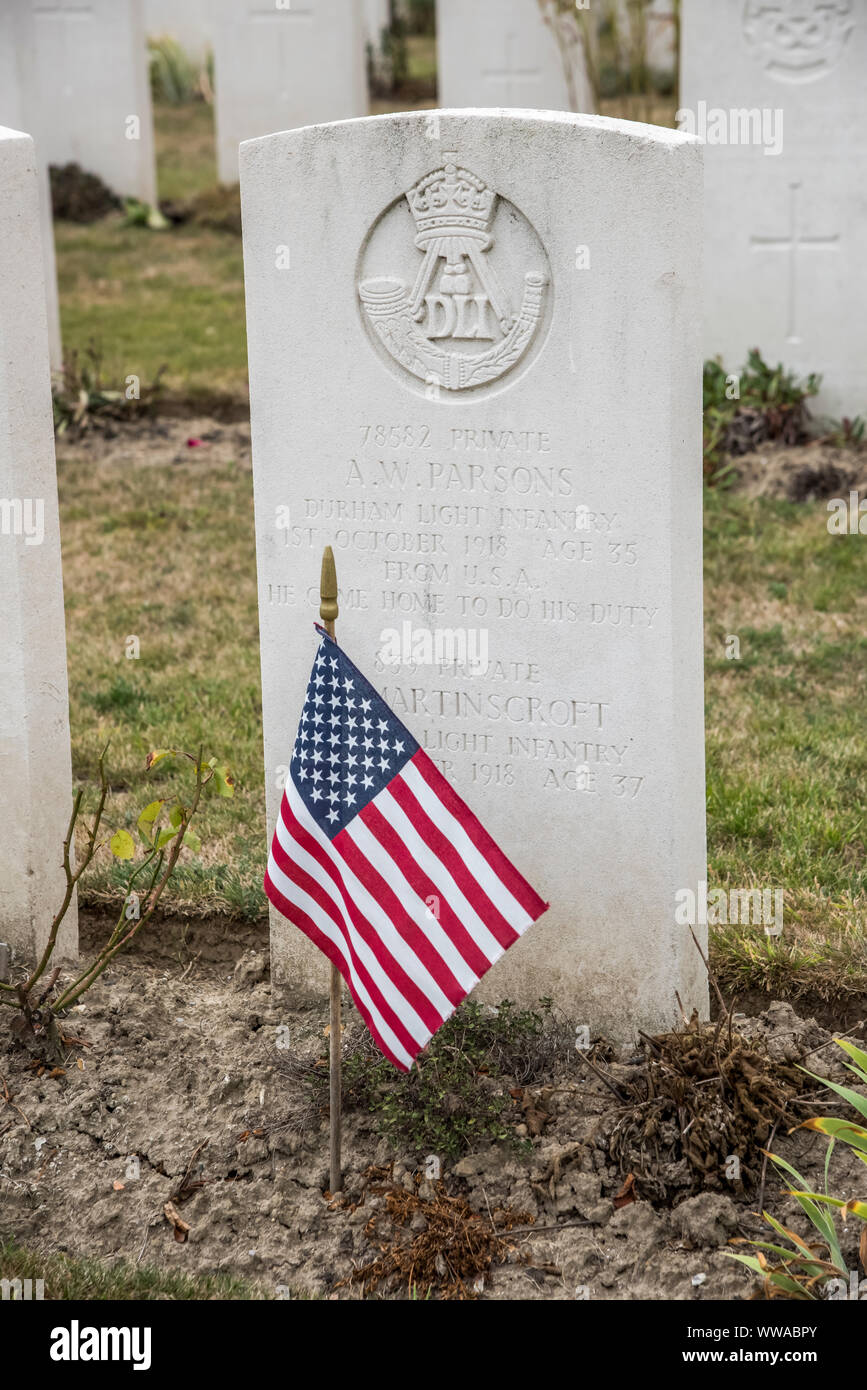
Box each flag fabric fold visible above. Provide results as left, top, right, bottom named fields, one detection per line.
left=264, top=626, right=548, bottom=1071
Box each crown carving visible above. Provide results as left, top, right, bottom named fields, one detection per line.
left=406, top=163, right=496, bottom=245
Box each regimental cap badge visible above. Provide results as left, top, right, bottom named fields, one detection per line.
left=358, top=155, right=550, bottom=396
left=742, top=0, right=855, bottom=82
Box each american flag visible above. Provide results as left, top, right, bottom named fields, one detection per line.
left=264, top=626, right=548, bottom=1071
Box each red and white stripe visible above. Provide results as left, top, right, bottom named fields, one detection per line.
left=265, top=749, right=548, bottom=1070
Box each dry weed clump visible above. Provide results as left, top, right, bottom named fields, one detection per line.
left=607, top=1013, right=821, bottom=1203
left=338, top=1167, right=532, bottom=1300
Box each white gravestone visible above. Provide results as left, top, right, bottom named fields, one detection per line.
left=0, top=127, right=77, bottom=963
left=212, top=0, right=367, bottom=186
left=436, top=0, right=594, bottom=113
left=363, top=0, right=389, bottom=51
left=241, top=110, right=707, bottom=1040
left=26, top=0, right=156, bottom=204
left=681, top=0, right=866, bottom=421
left=0, top=0, right=62, bottom=370
left=646, top=2, right=677, bottom=77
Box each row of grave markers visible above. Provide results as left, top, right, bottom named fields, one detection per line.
left=2, top=1, right=862, bottom=418
left=2, top=102, right=709, bottom=1039
left=0, top=0, right=603, bottom=197
left=1, top=3, right=865, bottom=1037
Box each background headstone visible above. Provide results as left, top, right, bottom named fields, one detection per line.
left=0, top=126, right=77, bottom=964
left=646, top=1, right=677, bottom=78
left=241, top=109, right=706, bottom=1040
left=436, top=0, right=594, bottom=113
left=25, top=0, right=156, bottom=204
left=363, top=0, right=390, bottom=52
left=681, top=0, right=866, bottom=420
left=0, top=0, right=62, bottom=370
left=213, top=0, right=367, bottom=186
left=144, top=0, right=214, bottom=57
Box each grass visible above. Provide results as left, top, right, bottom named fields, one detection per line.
left=59, top=449, right=265, bottom=918
left=55, top=100, right=246, bottom=405
left=703, top=487, right=867, bottom=998
left=0, top=1239, right=273, bottom=1300
left=55, top=217, right=246, bottom=405
left=406, top=33, right=437, bottom=83
left=153, top=100, right=217, bottom=202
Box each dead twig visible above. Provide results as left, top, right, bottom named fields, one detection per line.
left=573, top=1047, right=633, bottom=1104
left=171, top=1138, right=212, bottom=1204
left=0, top=1071, right=31, bottom=1130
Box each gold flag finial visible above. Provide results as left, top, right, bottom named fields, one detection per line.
left=319, top=545, right=338, bottom=636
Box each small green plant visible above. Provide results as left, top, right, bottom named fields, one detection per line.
left=703, top=349, right=821, bottom=483
left=0, top=746, right=233, bottom=1060
left=52, top=343, right=165, bottom=435
left=824, top=415, right=866, bottom=449
left=728, top=1038, right=867, bottom=1299
left=148, top=36, right=211, bottom=105
left=122, top=197, right=170, bottom=231
left=342, top=997, right=570, bottom=1159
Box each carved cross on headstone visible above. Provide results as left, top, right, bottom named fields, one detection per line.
left=482, top=31, right=542, bottom=104
left=750, top=181, right=840, bottom=344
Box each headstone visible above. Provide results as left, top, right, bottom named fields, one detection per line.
left=212, top=0, right=367, bottom=186
left=681, top=0, right=866, bottom=420
left=0, top=1, right=62, bottom=370
left=241, top=110, right=707, bottom=1040
left=646, top=2, right=677, bottom=78
left=363, top=0, right=390, bottom=52
left=0, top=126, right=77, bottom=964
left=25, top=0, right=156, bottom=204
left=436, top=0, right=594, bottom=113
left=363, top=0, right=391, bottom=95
left=144, top=0, right=214, bottom=57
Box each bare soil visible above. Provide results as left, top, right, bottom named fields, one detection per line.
left=725, top=440, right=867, bottom=502
left=55, top=416, right=252, bottom=469
left=57, top=417, right=866, bottom=509
left=1, top=916, right=863, bottom=1301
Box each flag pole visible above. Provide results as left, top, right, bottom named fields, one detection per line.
left=319, top=545, right=342, bottom=1194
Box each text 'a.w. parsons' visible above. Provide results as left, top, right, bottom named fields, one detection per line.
left=264, top=626, right=548, bottom=1070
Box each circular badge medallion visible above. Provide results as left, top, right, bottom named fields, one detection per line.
left=357, top=159, right=552, bottom=399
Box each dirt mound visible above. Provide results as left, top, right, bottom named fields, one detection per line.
left=55, top=416, right=252, bottom=469
left=728, top=441, right=867, bottom=502
left=49, top=163, right=121, bottom=223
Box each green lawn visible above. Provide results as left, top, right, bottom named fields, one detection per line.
left=0, top=1240, right=275, bottom=1300
left=56, top=100, right=246, bottom=405
left=703, top=489, right=867, bottom=998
